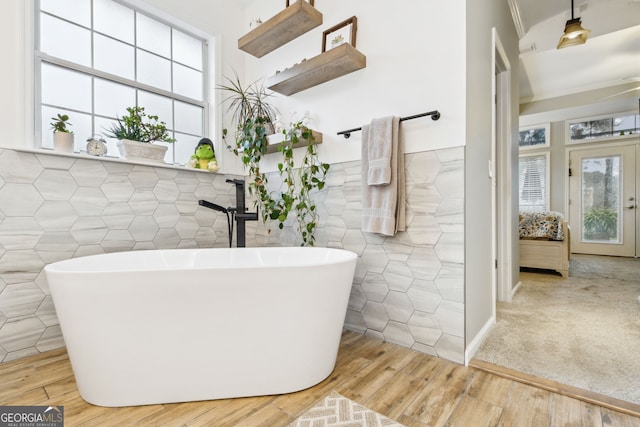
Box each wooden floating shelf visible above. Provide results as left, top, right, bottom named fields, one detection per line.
left=238, top=1, right=322, bottom=58
left=265, top=130, right=322, bottom=154
left=266, top=43, right=366, bottom=96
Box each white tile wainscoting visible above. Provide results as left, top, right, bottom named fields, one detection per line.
left=0, top=146, right=464, bottom=364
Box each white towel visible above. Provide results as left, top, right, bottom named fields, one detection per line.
left=367, top=117, right=393, bottom=185
left=361, top=116, right=405, bottom=236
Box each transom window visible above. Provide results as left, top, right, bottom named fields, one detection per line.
left=568, top=111, right=639, bottom=143
left=36, top=0, right=208, bottom=165
left=518, top=123, right=550, bottom=149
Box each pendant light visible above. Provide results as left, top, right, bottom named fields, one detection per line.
left=557, top=0, right=590, bottom=49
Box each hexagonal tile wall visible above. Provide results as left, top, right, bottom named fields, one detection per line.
left=250, top=147, right=465, bottom=364
left=0, top=150, right=236, bottom=362
left=0, top=145, right=465, bottom=365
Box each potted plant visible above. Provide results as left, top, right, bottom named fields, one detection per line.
left=105, top=106, right=174, bottom=162
left=219, top=74, right=330, bottom=245
left=223, top=115, right=329, bottom=246
left=51, top=114, right=74, bottom=153
left=218, top=72, right=279, bottom=135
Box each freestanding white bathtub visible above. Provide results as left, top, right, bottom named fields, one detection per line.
left=44, top=247, right=357, bottom=407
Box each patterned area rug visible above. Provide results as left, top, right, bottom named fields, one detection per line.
left=289, top=391, right=405, bottom=427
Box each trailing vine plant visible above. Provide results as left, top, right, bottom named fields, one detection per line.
left=223, top=117, right=330, bottom=246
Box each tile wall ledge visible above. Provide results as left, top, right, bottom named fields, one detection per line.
left=9, top=147, right=222, bottom=175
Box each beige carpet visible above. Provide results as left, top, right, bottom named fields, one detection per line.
left=289, top=391, right=405, bottom=427
left=474, top=254, right=640, bottom=404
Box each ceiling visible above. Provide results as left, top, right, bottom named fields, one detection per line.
left=511, top=0, right=640, bottom=105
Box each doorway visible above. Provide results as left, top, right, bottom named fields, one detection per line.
left=569, top=143, right=638, bottom=257
left=492, top=28, right=513, bottom=304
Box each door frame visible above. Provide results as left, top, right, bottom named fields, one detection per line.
left=492, top=28, right=514, bottom=304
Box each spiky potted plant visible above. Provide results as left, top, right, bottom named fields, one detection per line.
left=51, top=114, right=74, bottom=153
left=105, top=106, right=174, bottom=163
left=217, top=72, right=279, bottom=136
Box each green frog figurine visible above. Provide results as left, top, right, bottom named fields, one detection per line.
left=189, top=138, right=219, bottom=172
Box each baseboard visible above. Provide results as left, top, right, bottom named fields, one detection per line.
left=464, top=316, right=495, bottom=366
left=511, top=280, right=522, bottom=298
left=469, top=359, right=640, bottom=418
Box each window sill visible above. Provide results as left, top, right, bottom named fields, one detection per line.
left=12, top=147, right=219, bottom=174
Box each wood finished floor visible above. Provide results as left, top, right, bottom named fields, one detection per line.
left=1, top=330, right=639, bottom=427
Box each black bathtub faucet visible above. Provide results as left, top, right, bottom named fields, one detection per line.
left=198, top=178, right=257, bottom=248
left=226, top=179, right=258, bottom=247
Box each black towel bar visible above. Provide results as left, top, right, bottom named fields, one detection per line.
left=337, top=110, right=440, bottom=139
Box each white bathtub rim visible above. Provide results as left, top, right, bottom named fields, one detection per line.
left=44, top=246, right=358, bottom=274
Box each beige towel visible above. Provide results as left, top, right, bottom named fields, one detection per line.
left=361, top=116, right=406, bottom=236
left=367, top=117, right=393, bottom=185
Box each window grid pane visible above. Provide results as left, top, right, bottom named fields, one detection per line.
left=41, top=63, right=92, bottom=112
left=137, top=49, right=172, bottom=91
left=94, top=34, right=135, bottom=80
left=172, top=29, right=203, bottom=71
left=40, top=0, right=91, bottom=27
left=36, top=0, right=207, bottom=163
left=93, top=0, right=135, bottom=44
left=40, top=13, right=92, bottom=67
left=137, top=13, right=171, bottom=58
left=94, top=78, right=136, bottom=118
left=570, top=113, right=640, bottom=141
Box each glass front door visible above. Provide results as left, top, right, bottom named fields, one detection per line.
left=569, top=145, right=637, bottom=256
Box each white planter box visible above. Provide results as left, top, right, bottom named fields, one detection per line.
left=117, top=139, right=168, bottom=163
left=53, top=132, right=75, bottom=153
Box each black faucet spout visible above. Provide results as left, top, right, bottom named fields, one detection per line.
left=235, top=212, right=259, bottom=221
left=225, top=178, right=245, bottom=186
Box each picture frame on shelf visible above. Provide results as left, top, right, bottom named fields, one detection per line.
left=322, top=16, right=358, bottom=52
left=285, top=0, right=315, bottom=7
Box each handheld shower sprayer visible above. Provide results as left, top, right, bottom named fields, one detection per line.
left=198, top=199, right=233, bottom=247
left=198, top=200, right=228, bottom=214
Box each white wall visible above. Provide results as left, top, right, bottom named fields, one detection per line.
left=0, top=1, right=30, bottom=148
left=464, top=0, right=519, bottom=348
left=241, top=0, right=466, bottom=172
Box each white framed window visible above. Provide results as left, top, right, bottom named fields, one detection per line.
left=567, top=110, right=640, bottom=144
left=35, top=0, right=209, bottom=165
left=519, top=152, right=549, bottom=212
left=518, top=123, right=550, bottom=150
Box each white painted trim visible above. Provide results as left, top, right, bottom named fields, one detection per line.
left=464, top=316, right=496, bottom=366
left=511, top=280, right=522, bottom=299
left=209, top=35, right=224, bottom=169
left=490, top=40, right=498, bottom=318
left=507, top=0, right=526, bottom=39
left=22, top=0, right=35, bottom=149
left=10, top=146, right=216, bottom=173
left=492, top=28, right=514, bottom=305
